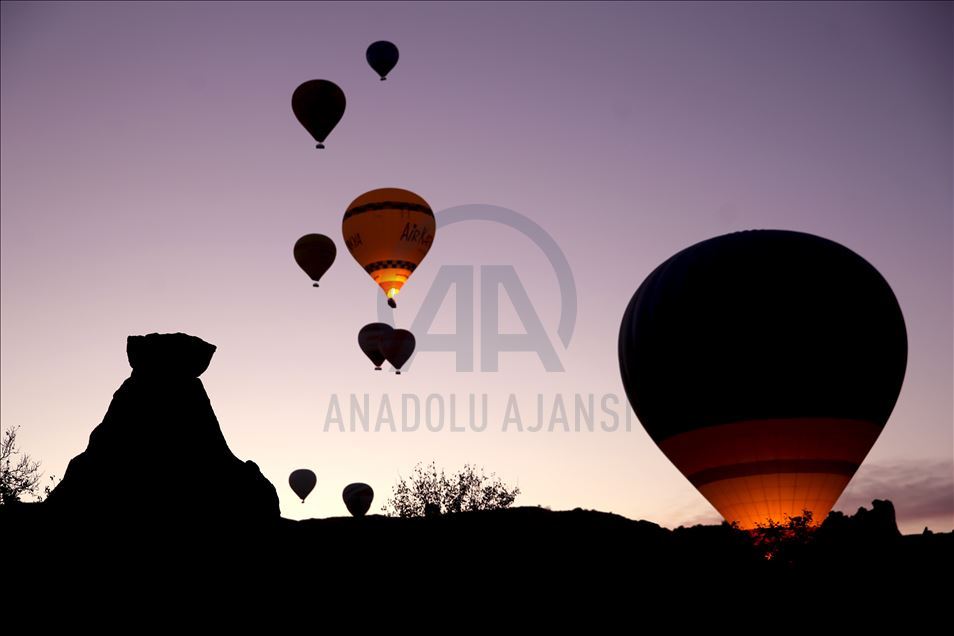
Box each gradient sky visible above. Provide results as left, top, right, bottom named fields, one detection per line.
left=2, top=1, right=951, bottom=533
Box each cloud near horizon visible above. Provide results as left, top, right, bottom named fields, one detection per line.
left=837, top=459, right=954, bottom=531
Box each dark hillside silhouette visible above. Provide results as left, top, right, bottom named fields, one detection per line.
left=2, top=333, right=949, bottom=612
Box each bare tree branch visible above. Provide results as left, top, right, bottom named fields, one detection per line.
left=0, top=426, right=43, bottom=505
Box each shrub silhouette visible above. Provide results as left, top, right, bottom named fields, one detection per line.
left=750, top=510, right=816, bottom=563
left=384, top=462, right=520, bottom=517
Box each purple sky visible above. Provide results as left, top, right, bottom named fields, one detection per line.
left=2, top=1, right=951, bottom=532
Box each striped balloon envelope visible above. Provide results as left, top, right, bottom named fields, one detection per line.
left=618, top=230, right=907, bottom=529
left=343, top=483, right=375, bottom=517
left=342, top=188, right=435, bottom=308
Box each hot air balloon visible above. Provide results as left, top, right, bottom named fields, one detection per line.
left=618, top=230, right=907, bottom=530
left=293, top=234, right=336, bottom=287
left=366, top=41, right=399, bottom=80
left=381, top=329, right=415, bottom=374
left=343, top=483, right=374, bottom=517
left=342, top=188, right=435, bottom=308
left=291, top=80, right=346, bottom=149
left=289, top=469, right=317, bottom=503
left=359, top=323, right=393, bottom=370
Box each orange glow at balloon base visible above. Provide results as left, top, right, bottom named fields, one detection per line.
left=658, top=417, right=882, bottom=529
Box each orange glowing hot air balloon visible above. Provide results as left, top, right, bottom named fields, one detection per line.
left=342, top=188, right=435, bottom=308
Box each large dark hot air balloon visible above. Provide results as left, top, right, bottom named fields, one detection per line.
left=618, top=230, right=907, bottom=529
left=342, top=188, right=435, bottom=308
left=359, top=323, right=393, bottom=370
left=343, top=483, right=374, bottom=517
left=291, top=80, right=346, bottom=149
left=381, top=329, right=415, bottom=374
left=366, top=41, right=399, bottom=80
left=289, top=469, right=317, bottom=503
left=293, top=234, right=336, bottom=287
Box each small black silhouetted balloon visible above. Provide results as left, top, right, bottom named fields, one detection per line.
left=294, top=234, right=336, bottom=286
left=618, top=229, right=907, bottom=530
left=291, top=80, right=346, bottom=148
left=343, top=483, right=374, bottom=517
left=289, top=469, right=317, bottom=503
left=381, top=329, right=415, bottom=374
left=366, top=41, right=399, bottom=80
left=358, top=323, right=393, bottom=370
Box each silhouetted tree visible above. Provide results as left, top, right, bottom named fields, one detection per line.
left=384, top=462, right=520, bottom=518
left=751, top=510, right=816, bottom=563
left=0, top=426, right=42, bottom=505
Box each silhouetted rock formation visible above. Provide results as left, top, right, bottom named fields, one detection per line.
left=45, top=333, right=279, bottom=526
left=830, top=498, right=902, bottom=538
